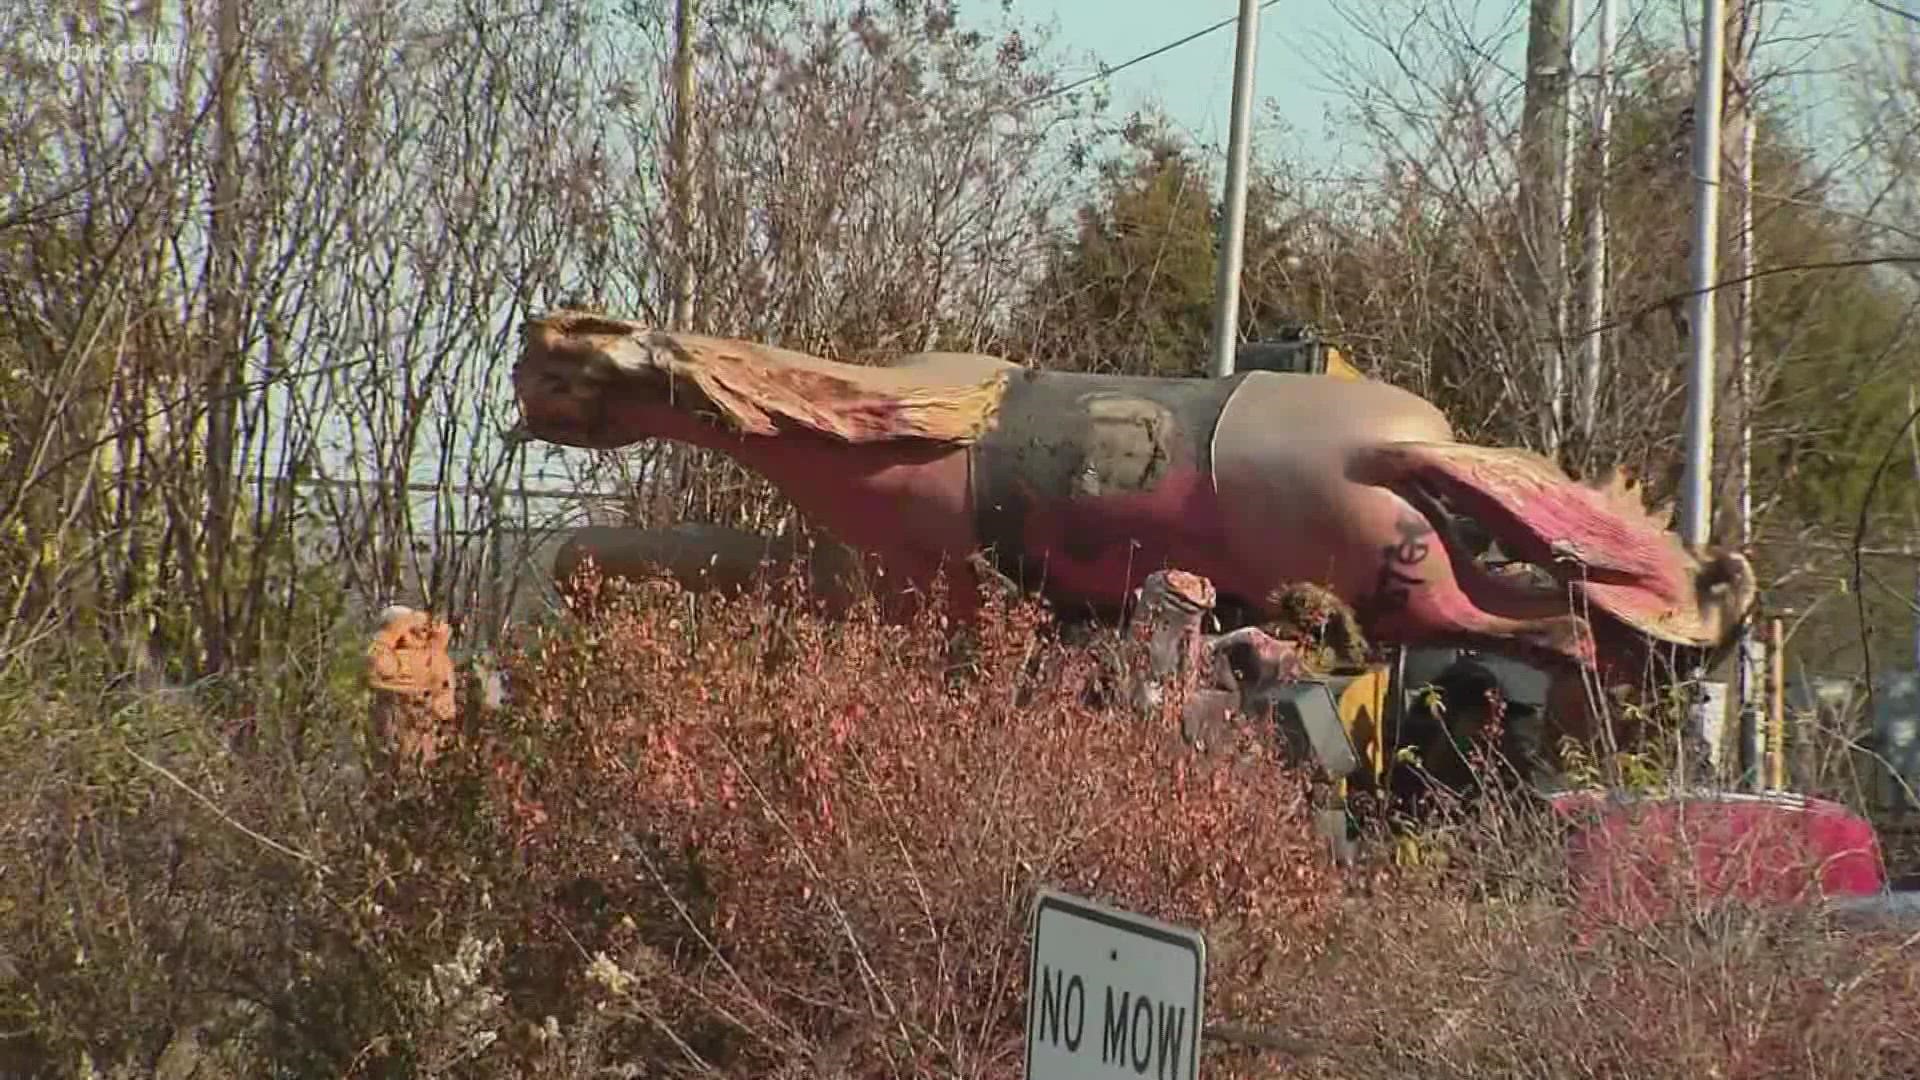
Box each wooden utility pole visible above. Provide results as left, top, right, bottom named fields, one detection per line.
left=668, top=0, right=698, bottom=330
left=1520, top=0, right=1575, bottom=455
left=1727, top=0, right=1762, bottom=787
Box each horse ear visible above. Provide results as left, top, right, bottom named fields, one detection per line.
left=1587, top=463, right=1633, bottom=502
left=1647, top=498, right=1676, bottom=531
left=1587, top=462, right=1678, bottom=534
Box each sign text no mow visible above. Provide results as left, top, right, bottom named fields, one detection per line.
left=1024, top=890, right=1206, bottom=1080
left=1033, top=964, right=1194, bottom=1080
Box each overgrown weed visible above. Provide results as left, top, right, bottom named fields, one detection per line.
left=1, top=567, right=1914, bottom=1078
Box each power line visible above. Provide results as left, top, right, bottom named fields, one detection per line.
left=1865, top=0, right=1919, bottom=27
left=1016, top=0, right=1283, bottom=112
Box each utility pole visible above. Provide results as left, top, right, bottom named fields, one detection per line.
left=1680, top=0, right=1727, bottom=784
left=1680, top=0, right=1724, bottom=551
left=1558, top=0, right=1580, bottom=420
left=1728, top=1, right=1762, bottom=789
left=668, top=0, right=698, bottom=330
left=1208, top=0, right=1262, bottom=378
left=1577, top=0, right=1616, bottom=442
left=1519, top=0, right=1575, bottom=455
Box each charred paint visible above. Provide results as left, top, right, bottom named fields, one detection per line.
left=1352, top=514, right=1438, bottom=626
left=969, top=371, right=1244, bottom=615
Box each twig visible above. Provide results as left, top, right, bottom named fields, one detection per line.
left=718, top=738, right=911, bottom=1034
left=1832, top=927, right=1920, bottom=1002
left=1204, top=1020, right=1338, bottom=1059
left=616, top=831, right=802, bottom=1043
left=1850, top=399, right=1920, bottom=740
left=120, top=743, right=331, bottom=876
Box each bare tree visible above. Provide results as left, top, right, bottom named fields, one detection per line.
left=0, top=0, right=1107, bottom=716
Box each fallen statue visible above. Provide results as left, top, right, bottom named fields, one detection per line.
left=511, top=309, right=1757, bottom=681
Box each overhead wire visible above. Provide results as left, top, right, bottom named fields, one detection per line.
left=1865, top=0, right=1920, bottom=27
left=1015, top=0, right=1283, bottom=112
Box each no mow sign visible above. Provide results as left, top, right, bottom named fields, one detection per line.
left=1024, top=889, right=1207, bottom=1080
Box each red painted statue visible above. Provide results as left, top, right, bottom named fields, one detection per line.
left=511, top=309, right=1757, bottom=683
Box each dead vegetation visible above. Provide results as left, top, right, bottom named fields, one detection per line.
left=4, top=570, right=1916, bottom=1078
left=4, top=0, right=1920, bottom=1075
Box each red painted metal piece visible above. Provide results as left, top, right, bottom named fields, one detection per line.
left=1547, top=790, right=1888, bottom=927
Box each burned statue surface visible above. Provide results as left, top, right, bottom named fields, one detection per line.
left=511, top=308, right=1758, bottom=682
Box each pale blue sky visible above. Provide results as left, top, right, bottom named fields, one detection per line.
left=1007, top=0, right=1909, bottom=178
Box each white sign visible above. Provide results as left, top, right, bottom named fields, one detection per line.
left=1025, top=889, right=1207, bottom=1080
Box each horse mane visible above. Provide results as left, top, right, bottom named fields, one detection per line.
left=527, top=310, right=1009, bottom=445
